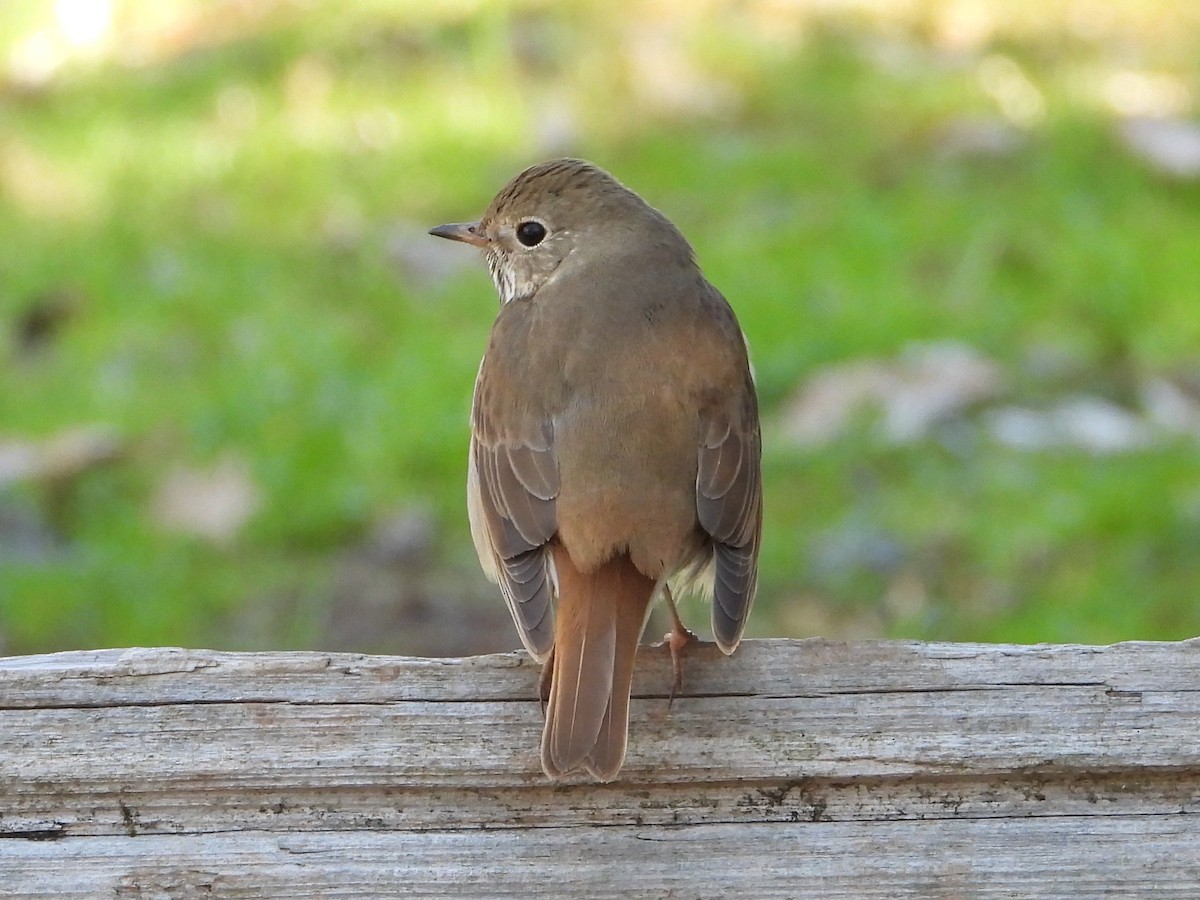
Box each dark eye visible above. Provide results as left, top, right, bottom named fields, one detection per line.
left=516, top=221, right=547, bottom=247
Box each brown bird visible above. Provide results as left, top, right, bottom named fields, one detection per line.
left=430, top=159, right=761, bottom=781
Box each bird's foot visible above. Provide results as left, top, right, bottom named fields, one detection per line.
left=661, top=623, right=698, bottom=709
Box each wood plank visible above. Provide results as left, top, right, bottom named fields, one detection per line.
left=6, top=818, right=1200, bottom=899
left=2, top=639, right=1199, bottom=897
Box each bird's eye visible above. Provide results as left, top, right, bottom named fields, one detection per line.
left=516, top=221, right=547, bottom=247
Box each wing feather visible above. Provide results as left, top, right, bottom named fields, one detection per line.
left=696, top=386, right=762, bottom=654
left=468, top=371, right=560, bottom=662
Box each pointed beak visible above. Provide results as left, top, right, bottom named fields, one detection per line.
left=428, top=221, right=490, bottom=248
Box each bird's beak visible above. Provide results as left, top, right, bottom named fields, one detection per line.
left=428, top=221, right=490, bottom=248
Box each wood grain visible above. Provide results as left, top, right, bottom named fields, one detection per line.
left=2, top=639, right=1199, bottom=897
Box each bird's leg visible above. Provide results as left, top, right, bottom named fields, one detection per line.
left=660, top=585, right=698, bottom=707
left=538, top=649, right=554, bottom=717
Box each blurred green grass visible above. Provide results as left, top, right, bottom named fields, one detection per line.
left=2, top=1, right=1199, bottom=654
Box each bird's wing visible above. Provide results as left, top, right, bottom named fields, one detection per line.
left=696, top=370, right=762, bottom=654
left=468, top=365, right=559, bottom=661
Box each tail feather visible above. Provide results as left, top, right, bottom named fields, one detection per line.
left=542, top=546, right=654, bottom=781
left=584, top=581, right=645, bottom=780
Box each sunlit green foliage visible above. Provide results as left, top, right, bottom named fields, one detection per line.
left=2, top=1, right=1198, bottom=653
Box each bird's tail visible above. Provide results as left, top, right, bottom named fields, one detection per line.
left=541, top=546, right=655, bottom=781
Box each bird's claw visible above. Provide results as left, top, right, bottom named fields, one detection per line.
left=662, top=624, right=698, bottom=709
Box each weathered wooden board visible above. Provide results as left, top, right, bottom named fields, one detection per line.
left=2, top=639, right=1199, bottom=897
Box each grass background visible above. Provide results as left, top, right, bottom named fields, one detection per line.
left=2, top=0, right=1199, bottom=655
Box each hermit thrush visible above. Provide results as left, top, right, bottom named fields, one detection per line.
left=430, top=159, right=762, bottom=781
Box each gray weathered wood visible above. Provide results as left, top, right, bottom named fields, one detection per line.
left=2, top=638, right=1199, bottom=897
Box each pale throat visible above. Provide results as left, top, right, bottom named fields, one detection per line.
left=485, top=250, right=520, bottom=305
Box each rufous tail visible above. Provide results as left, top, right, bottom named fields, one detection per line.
left=541, top=546, right=655, bottom=781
